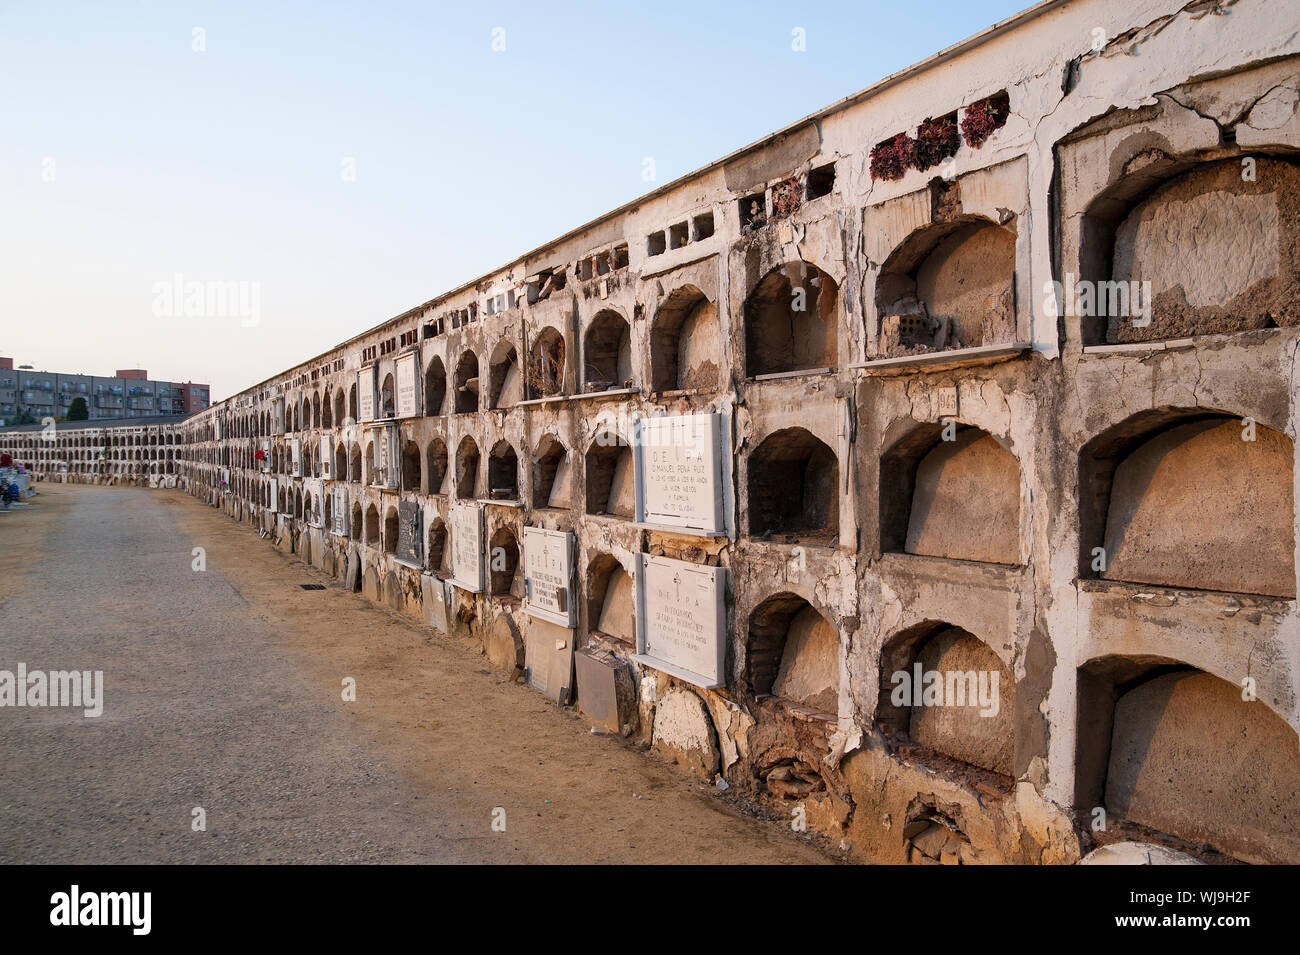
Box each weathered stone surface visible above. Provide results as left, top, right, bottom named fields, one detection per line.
left=1105, top=671, right=1300, bottom=865
left=772, top=605, right=838, bottom=714
left=908, top=628, right=1014, bottom=775
left=485, top=615, right=524, bottom=679
left=906, top=430, right=1021, bottom=565
left=1103, top=419, right=1295, bottom=597
left=651, top=687, right=718, bottom=778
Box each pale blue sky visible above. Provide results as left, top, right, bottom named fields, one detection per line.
left=0, top=0, right=1028, bottom=398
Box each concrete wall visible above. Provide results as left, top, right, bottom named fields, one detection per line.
left=12, top=0, right=1300, bottom=865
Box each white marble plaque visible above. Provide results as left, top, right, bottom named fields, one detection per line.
left=449, top=502, right=484, bottom=593
left=634, top=554, right=726, bottom=689
left=291, top=438, right=302, bottom=477
left=319, top=435, right=332, bottom=479
left=394, top=352, right=420, bottom=418
left=272, top=398, right=285, bottom=435
left=358, top=367, right=376, bottom=423
left=634, top=412, right=728, bottom=536
left=522, top=526, right=574, bottom=627
left=331, top=486, right=348, bottom=536
left=269, top=478, right=279, bottom=513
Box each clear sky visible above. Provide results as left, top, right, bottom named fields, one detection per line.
left=0, top=0, right=1029, bottom=399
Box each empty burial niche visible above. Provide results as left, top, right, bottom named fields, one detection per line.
left=1076, top=660, right=1300, bottom=864
left=876, top=219, right=1016, bottom=356
left=424, top=357, right=447, bottom=415
left=528, top=328, right=566, bottom=398
left=532, top=433, right=571, bottom=508
left=586, top=553, right=635, bottom=645
left=585, top=432, right=635, bottom=518
left=364, top=504, right=380, bottom=546
left=349, top=444, right=362, bottom=483
left=745, top=262, right=838, bottom=377
left=401, top=440, right=421, bottom=492
left=383, top=506, right=398, bottom=554
left=692, top=211, right=715, bottom=241
left=380, top=373, right=396, bottom=419
left=454, top=351, right=479, bottom=413
left=426, top=437, right=449, bottom=495
left=487, top=440, right=519, bottom=500
left=427, top=518, right=448, bottom=573
left=746, top=593, right=839, bottom=717
left=876, top=623, right=1014, bottom=776
left=747, top=428, right=838, bottom=545
left=350, top=502, right=362, bottom=539
left=669, top=221, right=689, bottom=250
left=488, top=340, right=522, bottom=409
left=650, top=286, right=720, bottom=392
left=1080, top=413, right=1295, bottom=596
left=334, top=442, right=347, bottom=478
left=880, top=425, right=1022, bottom=565
left=583, top=309, right=632, bottom=391
left=488, top=527, right=520, bottom=598
left=455, top=436, right=480, bottom=500
left=805, top=162, right=835, bottom=201
left=647, top=231, right=666, bottom=257
left=333, top=390, right=346, bottom=425
left=1083, top=158, right=1300, bottom=345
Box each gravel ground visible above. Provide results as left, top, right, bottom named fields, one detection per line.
left=0, top=484, right=836, bottom=864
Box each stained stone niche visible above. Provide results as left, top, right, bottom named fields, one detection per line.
left=1105, top=670, right=1300, bottom=864
left=1104, top=158, right=1300, bottom=343
left=1101, top=418, right=1294, bottom=597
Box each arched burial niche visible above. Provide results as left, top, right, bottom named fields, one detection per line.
left=333, top=389, right=346, bottom=426
left=747, top=428, right=838, bottom=545
left=454, top=351, right=479, bottom=414
left=426, top=437, right=449, bottom=495
left=584, top=430, right=634, bottom=518
left=455, top=435, right=480, bottom=501
left=876, top=621, right=1014, bottom=776
left=348, top=384, right=358, bottom=422
left=586, top=553, right=634, bottom=645
left=879, top=424, right=1022, bottom=565
left=401, top=440, right=421, bottom=492
left=383, top=505, right=398, bottom=554
left=487, top=440, right=519, bottom=500
left=1079, top=157, right=1300, bottom=345
left=876, top=216, right=1016, bottom=356
left=427, top=517, right=448, bottom=574
left=1076, top=658, right=1300, bottom=864
left=528, top=327, right=566, bottom=398
left=745, top=262, right=839, bottom=377
left=1079, top=411, right=1294, bottom=597
left=487, top=340, right=522, bottom=409
left=380, top=373, right=396, bottom=419
left=364, top=503, right=380, bottom=546
left=650, top=285, right=720, bottom=393
left=424, top=356, right=447, bottom=416
left=350, top=501, right=362, bottom=539
left=583, top=309, right=632, bottom=391
left=532, top=433, right=570, bottom=509
left=322, top=390, right=333, bottom=429
left=348, top=443, right=362, bottom=483
left=488, top=526, right=520, bottom=598
left=334, top=442, right=347, bottom=479
left=746, top=593, right=839, bottom=717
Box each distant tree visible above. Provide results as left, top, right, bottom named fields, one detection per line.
left=67, top=397, right=89, bottom=420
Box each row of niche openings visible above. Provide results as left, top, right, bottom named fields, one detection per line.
left=740, top=161, right=836, bottom=232
left=648, top=212, right=715, bottom=257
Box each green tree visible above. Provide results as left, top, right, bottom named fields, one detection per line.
left=67, top=396, right=89, bottom=420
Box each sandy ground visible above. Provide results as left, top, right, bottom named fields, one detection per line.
left=0, top=483, right=836, bottom=864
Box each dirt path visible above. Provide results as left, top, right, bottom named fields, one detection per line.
left=0, top=483, right=835, bottom=864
